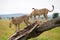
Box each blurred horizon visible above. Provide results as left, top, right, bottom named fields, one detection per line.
left=0, top=0, right=60, bottom=15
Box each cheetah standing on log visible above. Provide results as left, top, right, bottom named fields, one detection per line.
left=9, top=15, right=31, bottom=32
left=29, top=5, right=54, bottom=20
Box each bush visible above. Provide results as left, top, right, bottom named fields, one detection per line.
left=0, top=17, right=2, bottom=19
left=52, top=13, right=59, bottom=19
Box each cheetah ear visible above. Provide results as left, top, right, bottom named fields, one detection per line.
left=27, top=16, right=30, bottom=17
left=32, top=8, right=35, bottom=9
left=28, top=16, right=29, bottom=17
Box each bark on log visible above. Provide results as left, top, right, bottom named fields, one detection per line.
left=9, top=17, right=60, bottom=40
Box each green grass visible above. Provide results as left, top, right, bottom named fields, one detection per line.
left=0, top=20, right=60, bottom=40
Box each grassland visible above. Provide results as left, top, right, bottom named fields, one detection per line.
left=0, top=20, right=60, bottom=40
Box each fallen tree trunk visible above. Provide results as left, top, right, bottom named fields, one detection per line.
left=27, top=17, right=60, bottom=39
left=9, top=17, right=60, bottom=40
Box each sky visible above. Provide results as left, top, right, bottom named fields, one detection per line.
left=0, top=0, right=60, bottom=15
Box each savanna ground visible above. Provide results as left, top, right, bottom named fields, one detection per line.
left=0, top=19, right=60, bottom=40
